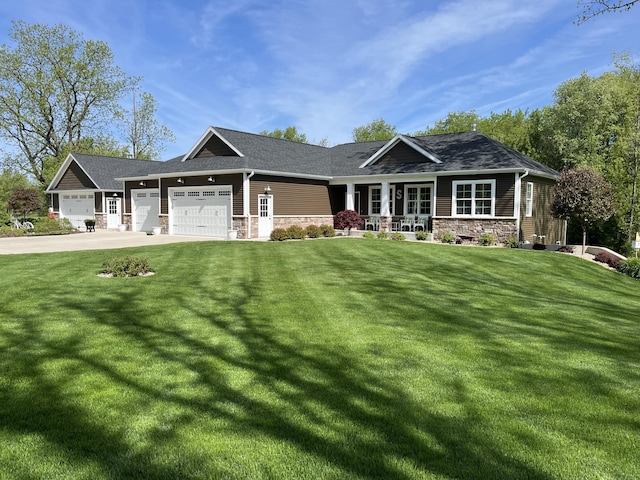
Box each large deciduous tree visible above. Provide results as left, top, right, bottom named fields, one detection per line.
left=260, top=126, right=308, bottom=143
left=577, top=0, right=639, bottom=23
left=0, top=21, right=135, bottom=186
left=552, top=167, right=615, bottom=254
left=352, top=119, right=397, bottom=142
left=117, top=90, right=175, bottom=160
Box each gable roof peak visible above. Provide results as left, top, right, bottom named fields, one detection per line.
left=181, top=126, right=244, bottom=161
left=358, top=134, right=442, bottom=168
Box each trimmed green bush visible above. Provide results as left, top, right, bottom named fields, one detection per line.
left=377, top=231, right=388, bottom=239
left=33, top=217, right=75, bottom=235
left=616, top=258, right=640, bottom=279
left=478, top=233, right=495, bottom=246
left=0, top=225, right=26, bottom=237
left=101, top=256, right=152, bottom=277
left=286, top=225, right=306, bottom=240
left=390, top=232, right=406, bottom=241
left=270, top=228, right=288, bottom=241
left=362, top=231, right=375, bottom=239
left=504, top=236, right=519, bottom=248
left=415, top=230, right=428, bottom=241
left=319, top=224, right=336, bottom=237
left=305, top=224, right=322, bottom=238
left=440, top=232, right=455, bottom=244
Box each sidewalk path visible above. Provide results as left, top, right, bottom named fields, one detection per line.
left=0, top=230, right=219, bottom=255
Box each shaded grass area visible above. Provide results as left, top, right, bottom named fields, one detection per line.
left=0, top=240, right=638, bottom=479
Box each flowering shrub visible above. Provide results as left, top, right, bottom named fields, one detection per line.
left=377, top=231, right=388, bottom=239
left=390, top=232, right=406, bottom=241
left=334, top=210, right=362, bottom=233
left=557, top=245, right=574, bottom=254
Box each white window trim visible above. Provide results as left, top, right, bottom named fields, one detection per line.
left=525, top=182, right=533, bottom=217
left=404, top=184, right=433, bottom=217
left=369, top=186, right=382, bottom=215
left=452, top=179, right=496, bottom=217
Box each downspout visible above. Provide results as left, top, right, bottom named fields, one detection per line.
left=245, top=171, right=255, bottom=238
left=516, top=170, right=529, bottom=243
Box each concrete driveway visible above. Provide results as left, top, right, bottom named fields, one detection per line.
left=0, top=230, right=221, bottom=255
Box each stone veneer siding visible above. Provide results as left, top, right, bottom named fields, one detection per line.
left=433, top=218, right=517, bottom=244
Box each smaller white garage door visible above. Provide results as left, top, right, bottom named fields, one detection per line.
left=170, top=187, right=232, bottom=237
left=60, top=193, right=94, bottom=229
left=132, top=190, right=160, bottom=232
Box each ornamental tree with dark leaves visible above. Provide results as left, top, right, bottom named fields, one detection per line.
left=7, top=187, right=43, bottom=221
left=334, top=210, right=362, bottom=234
left=552, top=167, right=615, bottom=254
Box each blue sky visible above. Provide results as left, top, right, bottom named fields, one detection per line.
left=1, top=0, right=639, bottom=159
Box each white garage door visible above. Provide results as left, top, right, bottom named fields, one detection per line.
left=60, top=193, right=94, bottom=229
left=132, top=190, right=160, bottom=232
left=171, top=187, right=232, bottom=237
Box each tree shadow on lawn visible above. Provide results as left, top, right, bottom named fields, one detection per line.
left=2, top=269, right=552, bottom=479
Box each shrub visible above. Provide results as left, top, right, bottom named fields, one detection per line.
left=270, top=228, right=288, bottom=241
left=440, top=232, right=455, bottom=244
left=557, top=245, right=574, bottom=254
left=377, top=231, right=388, bottom=239
left=504, top=236, right=519, bottom=248
left=478, top=233, right=495, bottom=246
left=319, top=224, right=336, bottom=237
left=286, top=225, right=306, bottom=240
left=594, top=251, right=621, bottom=268
left=616, top=258, right=640, bottom=279
left=101, top=256, right=152, bottom=277
left=415, top=230, right=428, bottom=241
left=362, top=231, right=375, bottom=239
left=0, top=225, right=26, bottom=237
left=305, top=224, right=322, bottom=238
left=334, top=210, right=362, bottom=233
left=532, top=243, right=546, bottom=250
left=33, top=217, right=75, bottom=235
left=390, top=232, right=406, bottom=241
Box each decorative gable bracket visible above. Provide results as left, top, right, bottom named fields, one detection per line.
left=358, top=134, right=441, bottom=168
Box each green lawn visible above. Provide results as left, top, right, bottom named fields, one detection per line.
left=0, top=239, right=638, bottom=479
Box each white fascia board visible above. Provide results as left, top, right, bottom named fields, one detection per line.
left=358, top=135, right=441, bottom=168
left=137, top=169, right=332, bottom=182
left=330, top=174, right=437, bottom=185
left=181, top=126, right=244, bottom=162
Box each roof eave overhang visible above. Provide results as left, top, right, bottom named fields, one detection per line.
left=330, top=167, right=557, bottom=184
left=119, top=168, right=332, bottom=182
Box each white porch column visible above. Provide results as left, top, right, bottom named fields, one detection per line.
left=380, top=181, right=390, bottom=217
left=346, top=183, right=355, bottom=211
left=243, top=172, right=251, bottom=238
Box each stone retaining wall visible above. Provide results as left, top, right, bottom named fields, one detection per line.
left=433, top=218, right=518, bottom=244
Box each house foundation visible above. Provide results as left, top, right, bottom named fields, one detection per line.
left=433, top=218, right=518, bottom=244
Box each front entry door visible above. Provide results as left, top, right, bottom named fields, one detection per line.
left=107, top=197, right=121, bottom=229
left=258, top=195, right=273, bottom=237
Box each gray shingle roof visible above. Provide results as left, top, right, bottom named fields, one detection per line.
left=60, top=128, right=558, bottom=184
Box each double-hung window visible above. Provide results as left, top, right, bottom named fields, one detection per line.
left=369, top=187, right=381, bottom=215
left=405, top=184, right=432, bottom=216
left=452, top=180, right=495, bottom=217
left=525, top=182, right=533, bottom=217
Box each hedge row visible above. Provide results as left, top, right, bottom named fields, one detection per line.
left=270, top=224, right=336, bottom=241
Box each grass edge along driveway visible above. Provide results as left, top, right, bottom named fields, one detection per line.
left=0, top=239, right=638, bottom=479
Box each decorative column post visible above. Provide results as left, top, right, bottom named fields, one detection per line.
left=380, top=181, right=391, bottom=232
